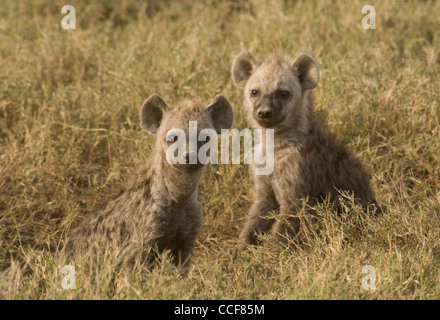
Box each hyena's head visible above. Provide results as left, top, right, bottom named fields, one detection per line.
left=140, top=94, right=233, bottom=172
left=231, top=51, right=319, bottom=130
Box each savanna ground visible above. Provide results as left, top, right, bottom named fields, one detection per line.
left=0, top=0, right=439, bottom=300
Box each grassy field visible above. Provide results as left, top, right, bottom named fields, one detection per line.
left=0, top=0, right=439, bottom=299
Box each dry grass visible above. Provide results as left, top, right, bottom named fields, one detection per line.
left=1, top=0, right=439, bottom=299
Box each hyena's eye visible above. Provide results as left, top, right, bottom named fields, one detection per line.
left=278, top=91, right=290, bottom=98
left=167, top=135, right=178, bottom=142
left=251, top=89, right=260, bottom=97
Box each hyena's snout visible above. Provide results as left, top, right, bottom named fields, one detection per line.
left=253, top=106, right=275, bottom=127
left=255, top=96, right=274, bottom=120
left=182, top=151, right=198, bottom=164
left=257, top=108, right=272, bottom=119
left=175, top=147, right=204, bottom=172
left=253, top=95, right=284, bottom=128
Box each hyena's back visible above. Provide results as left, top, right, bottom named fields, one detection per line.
left=289, top=113, right=377, bottom=210
left=65, top=167, right=153, bottom=259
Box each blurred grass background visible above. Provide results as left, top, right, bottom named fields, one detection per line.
left=0, top=0, right=439, bottom=299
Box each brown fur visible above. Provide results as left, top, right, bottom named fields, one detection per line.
left=66, top=94, right=233, bottom=272
left=231, top=51, right=381, bottom=248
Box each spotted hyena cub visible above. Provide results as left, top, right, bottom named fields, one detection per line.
left=231, top=51, right=381, bottom=248
left=66, top=94, right=233, bottom=272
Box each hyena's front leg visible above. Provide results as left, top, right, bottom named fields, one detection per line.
left=271, top=194, right=314, bottom=245
left=271, top=185, right=307, bottom=245
left=174, top=212, right=202, bottom=276
left=239, top=177, right=279, bottom=249
left=173, top=236, right=198, bottom=277
left=271, top=208, right=302, bottom=245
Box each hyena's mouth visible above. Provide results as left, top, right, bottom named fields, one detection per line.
left=253, top=109, right=283, bottom=128
left=174, top=162, right=205, bottom=172
left=254, top=117, right=280, bottom=128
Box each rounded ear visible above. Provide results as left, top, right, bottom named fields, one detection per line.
left=231, top=51, right=262, bottom=88
left=205, top=95, right=233, bottom=134
left=139, top=93, right=170, bottom=134
left=291, top=54, right=320, bottom=91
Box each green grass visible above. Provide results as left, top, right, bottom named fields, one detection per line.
left=1, top=0, right=439, bottom=299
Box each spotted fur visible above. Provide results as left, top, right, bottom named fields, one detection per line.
left=231, top=51, right=381, bottom=247
left=66, top=94, right=233, bottom=272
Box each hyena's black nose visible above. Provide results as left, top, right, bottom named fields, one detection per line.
left=257, top=109, right=272, bottom=119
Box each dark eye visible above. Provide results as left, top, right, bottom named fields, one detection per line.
left=167, top=135, right=178, bottom=142
left=251, top=90, right=260, bottom=97
left=278, top=91, right=290, bottom=98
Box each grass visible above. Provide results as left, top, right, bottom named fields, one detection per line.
left=0, top=0, right=439, bottom=299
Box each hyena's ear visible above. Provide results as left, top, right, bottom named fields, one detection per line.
left=291, top=54, right=320, bottom=91
left=205, top=95, right=234, bottom=134
left=139, top=93, right=170, bottom=134
left=231, top=51, right=262, bottom=88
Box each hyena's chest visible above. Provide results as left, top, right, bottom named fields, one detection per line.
left=265, top=145, right=321, bottom=202
left=154, top=199, right=203, bottom=249
left=269, top=144, right=336, bottom=202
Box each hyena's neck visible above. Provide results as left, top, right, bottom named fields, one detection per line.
left=282, top=94, right=313, bottom=137
left=149, top=153, right=203, bottom=203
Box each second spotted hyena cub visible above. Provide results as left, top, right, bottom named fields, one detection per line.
left=231, top=51, right=381, bottom=247
left=66, top=94, right=233, bottom=271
